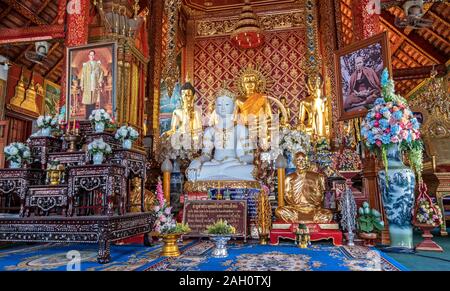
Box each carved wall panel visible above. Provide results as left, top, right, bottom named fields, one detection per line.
left=193, top=29, right=308, bottom=125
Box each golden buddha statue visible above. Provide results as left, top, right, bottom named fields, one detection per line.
left=279, top=96, right=291, bottom=127
left=236, top=65, right=273, bottom=149
left=298, top=73, right=328, bottom=138
left=168, top=76, right=202, bottom=148
left=275, top=151, right=333, bottom=224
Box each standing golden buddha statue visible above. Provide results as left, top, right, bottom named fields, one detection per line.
left=168, top=76, right=203, bottom=148
left=275, top=151, right=333, bottom=224
left=298, top=74, right=328, bottom=138
left=235, top=65, right=273, bottom=149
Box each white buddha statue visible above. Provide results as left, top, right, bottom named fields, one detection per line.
left=187, top=88, right=255, bottom=182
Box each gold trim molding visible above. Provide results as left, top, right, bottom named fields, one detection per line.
left=195, top=10, right=305, bottom=38
left=184, top=180, right=261, bottom=193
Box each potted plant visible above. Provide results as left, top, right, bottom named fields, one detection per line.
left=413, top=183, right=444, bottom=252
left=153, top=178, right=190, bottom=257
left=4, top=142, right=31, bottom=169
left=357, top=202, right=385, bottom=247
left=205, top=219, right=236, bottom=258
left=36, top=115, right=59, bottom=137
left=115, top=125, right=139, bottom=149
left=87, top=138, right=112, bottom=165
left=361, top=68, right=423, bottom=250
left=88, top=109, right=113, bottom=133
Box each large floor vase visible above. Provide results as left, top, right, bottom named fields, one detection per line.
left=378, top=144, right=415, bottom=249
left=210, top=236, right=231, bottom=258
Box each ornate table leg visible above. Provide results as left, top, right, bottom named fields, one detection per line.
left=18, top=180, right=27, bottom=218
left=98, top=239, right=111, bottom=264
left=97, top=225, right=111, bottom=264
left=437, top=192, right=448, bottom=236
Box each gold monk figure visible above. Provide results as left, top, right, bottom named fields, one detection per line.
left=236, top=65, right=273, bottom=149
left=275, top=152, right=333, bottom=224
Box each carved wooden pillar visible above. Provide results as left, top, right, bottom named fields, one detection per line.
left=61, top=0, right=90, bottom=112
left=146, top=0, right=164, bottom=137
left=352, top=0, right=380, bottom=41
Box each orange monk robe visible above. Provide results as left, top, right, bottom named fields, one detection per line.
left=236, top=93, right=272, bottom=123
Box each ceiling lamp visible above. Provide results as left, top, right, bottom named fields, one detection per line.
left=231, top=0, right=265, bottom=49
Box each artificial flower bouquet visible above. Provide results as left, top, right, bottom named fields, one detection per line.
left=36, top=115, right=59, bottom=136
left=87, top=138, right=112, bottom=156
left=153, top=178, right=190, bottom=235
left=88, top=109, right=115, bottom=131
left=115, top=126, right=139, bottom=142
left=361, top=68, right=424, bottom=178
left=206, top=219, right=236, bottom=235
left=4, top=142, right=31, bottom=168
left=36, top=115, right=59, bottom=129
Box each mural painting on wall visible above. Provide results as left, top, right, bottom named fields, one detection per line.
left=193, top=29, right=307, bottom=125
left=66, top=42, right=117, bottom=122
left=159, top=54, right=182, bottom=136
left=43, top=79, right=62, bottom=117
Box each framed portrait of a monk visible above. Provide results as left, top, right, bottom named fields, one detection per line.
left=335, top=32, right=391, bottom=120
left=66, top=42, right=117, bottom=122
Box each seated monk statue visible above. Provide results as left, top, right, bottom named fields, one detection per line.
left=275, top=152, right=333, bottom=223
left=186, top=87, right=254, bottom=182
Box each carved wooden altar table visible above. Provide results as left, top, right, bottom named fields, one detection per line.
left=110, top=149, right=147, bottom=212
left=25, top=185, right=69, bottom=217
left=68, top=165, right=127, bottom=217
left=0, top=213, right=153, bottom=263
left=28, top=136, right=63, bottom=169
left=0, top=169, right=43, bottom=216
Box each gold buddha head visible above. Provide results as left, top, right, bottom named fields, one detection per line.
left=294, top=152, right=310, bottom=171
left=237, top=64, right=267, bottom=97
left=181, top=77, right=196, bottom=107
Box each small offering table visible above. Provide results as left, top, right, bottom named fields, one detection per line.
left=270, top=221, right=343, bottom=246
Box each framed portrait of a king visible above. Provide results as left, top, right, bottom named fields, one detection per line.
left=66, top=41, right=117, bottom=122
left=335, top=32, right=391, bottom=120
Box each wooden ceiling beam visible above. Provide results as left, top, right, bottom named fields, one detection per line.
left=380, top=10, right=448, bottom=64
left=45, top=57, right=64, bottom=78
left=427, top=11, right=450, bottom=28
left=0, top=7, right=12, bottom=20
left=393, top=64, right=448, bottom=80
left=3, top=0, right=48, bottom=26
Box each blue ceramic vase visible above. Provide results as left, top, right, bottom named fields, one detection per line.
left=378, top=143, right=415, bottom=249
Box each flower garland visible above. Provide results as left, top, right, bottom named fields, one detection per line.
left=414, top=183, right=443, bottom=227
left=361, top=68, right=424, bottom=182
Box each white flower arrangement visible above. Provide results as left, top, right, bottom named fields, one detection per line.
left=279, top=128, right=311, bottom=156
left=36, top=115, right=58, bottom=129
left=89, top=109, right=112, bottom=124
left=4, top=142, right=31, bottom=163
left=87, top=138, right=112, bottom=155
left=115, top=126, right=139, bottom=142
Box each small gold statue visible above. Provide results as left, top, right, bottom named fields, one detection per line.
left=298, top=73, right=328, bottom=138
left=169, top=76, right=202, bottom=138
left=275, top=151, right=333, bottom=224
left=279, top=96, right=291, bottom=127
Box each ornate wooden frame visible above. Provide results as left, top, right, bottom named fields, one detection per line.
left=334, top=32, right=391, bottom=121
left=65, top=41, right=118, bottom=122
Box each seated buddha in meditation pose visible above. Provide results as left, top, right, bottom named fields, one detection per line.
left=275, top=152, right=333, bottom=224
left=235, top=65, right=273, bottom=149
left=186, top=87, right=254, bottom=182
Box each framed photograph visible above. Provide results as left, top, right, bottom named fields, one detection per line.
left=66, top=41, right=117, bottom=122
left=335, top=32, right=391, bottom=120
